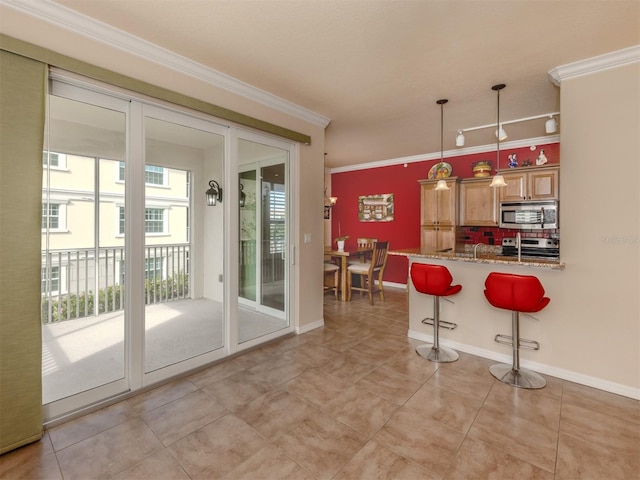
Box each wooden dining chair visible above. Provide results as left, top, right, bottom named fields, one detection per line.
left=323, top=262, right=340, bottom=298
left=347, top=241, right=389, bottom=304
left=348, top=238, right=377, bottom=265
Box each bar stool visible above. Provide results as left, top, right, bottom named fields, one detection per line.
left=484, top=272, right=550, bottom=389
left=410, top=263, right=461, bottom=362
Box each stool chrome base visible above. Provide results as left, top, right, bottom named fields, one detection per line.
left=489, top=364, right=546, bottom=389
left=416, top=343, right=459, bottom=363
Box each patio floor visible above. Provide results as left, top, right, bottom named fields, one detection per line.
left=42, top=298, right=287, bottom=404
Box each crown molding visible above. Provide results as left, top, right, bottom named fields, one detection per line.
left=548, top=44, right=640, bottom=86
left=329, top=135, right=560, bottom=174
left=1, top=0, right=331, bottom=128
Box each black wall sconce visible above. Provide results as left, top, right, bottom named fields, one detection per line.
left=206, top=180, right=223, bottom=206
left=239, top=183, right=246, bottom=208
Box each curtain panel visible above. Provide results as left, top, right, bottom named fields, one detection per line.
left=0, top=50, right=46, bottom=454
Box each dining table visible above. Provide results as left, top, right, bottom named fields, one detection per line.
left=324, top=246, right=374, bottom=301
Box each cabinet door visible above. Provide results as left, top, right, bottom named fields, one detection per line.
left=437, top=182, right=457, bottom=226
left=437, top=224, right=456, bottom=251
left=420, top=225, right=455, bottom=252
left=499, top=172, right=527, bottom=201
left=459, top=179, right=497, bottom=226
left=420, top=226, right=438, bottom=251
left=420, top=184, right=438, bottom=225
left=529, top=168, right=559, bottom=200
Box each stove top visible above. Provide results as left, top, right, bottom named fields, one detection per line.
left=501, top=237, right=559, bottom=259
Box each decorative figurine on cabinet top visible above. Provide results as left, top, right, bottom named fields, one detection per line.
left=536, top=149, right=548, bottom=165
left=508, top=153, right=518, bottom=168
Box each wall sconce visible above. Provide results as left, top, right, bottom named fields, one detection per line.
left=206, top=180, right=223, bottom=206
left=239, top=183, right=246, bottom=208
left=324, top=188, right=337, bottom=207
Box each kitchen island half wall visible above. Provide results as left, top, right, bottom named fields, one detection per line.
left=397, top=251, right=636, bottom=399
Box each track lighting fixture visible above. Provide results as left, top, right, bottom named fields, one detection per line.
left=545, top=115, right=558, bottom=134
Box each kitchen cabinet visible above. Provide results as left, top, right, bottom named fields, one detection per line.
left=459, top=177, right=498, bottom=226
left=421, top=224, right=455, bottom=252
left=419, top=178, right=458, bottom=251
left=498, top=166, right=559, bottom=202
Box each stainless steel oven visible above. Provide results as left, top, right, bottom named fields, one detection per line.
left=499, top=200, right=558, bottom=230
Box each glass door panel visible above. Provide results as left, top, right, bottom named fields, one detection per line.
left=238, top=139, right=289, bottom=344
left=143, top=115, right=225, bottom=373
left=42, top=93, right=127, bottom=406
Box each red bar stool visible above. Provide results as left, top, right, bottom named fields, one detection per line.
left=484, top=272, right=550, bottom=389
left=410, top=263, right=461, bottom=363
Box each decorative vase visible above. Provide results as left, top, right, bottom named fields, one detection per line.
left=337, top=240, right=345, bottom=252
left=472, top=161, right=492, bottom=177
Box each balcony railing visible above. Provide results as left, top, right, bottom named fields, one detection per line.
left=41, top=244, right=190, bottom=324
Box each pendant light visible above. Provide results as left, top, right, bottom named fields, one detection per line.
left=434, top=99, right=449, bottom=191
left=489, top=84, right=507, bottom=188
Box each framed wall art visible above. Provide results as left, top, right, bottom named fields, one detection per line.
left=358, top=193, right=394, bottom=222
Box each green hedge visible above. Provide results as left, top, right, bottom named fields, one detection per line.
left=41, top=272, right=189, bottom=324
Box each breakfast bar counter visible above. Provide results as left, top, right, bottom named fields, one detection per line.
left=391, top=248, right=566, bottom=381
left=389, top=247, right=565, bottom=270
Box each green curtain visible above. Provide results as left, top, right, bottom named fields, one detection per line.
left=0, top=50, right=46, bottom=454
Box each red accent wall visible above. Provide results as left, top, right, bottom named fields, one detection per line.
left=330, top=142, right=559, bottom=284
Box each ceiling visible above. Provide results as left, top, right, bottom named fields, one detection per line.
left=50, top=0, right=640, bottom=168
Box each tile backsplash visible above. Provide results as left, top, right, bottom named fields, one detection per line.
left=457, top=226, right=559, bottom=247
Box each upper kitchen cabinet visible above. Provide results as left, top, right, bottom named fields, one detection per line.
left=420, top=178, right=458, bottom=226
left=498, top=166, right=559, bottom=202
left=459, top=177, right=498, bottom=226
left=419, top=178, right=459, bottom=251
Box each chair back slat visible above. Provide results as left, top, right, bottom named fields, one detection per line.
left=371, top=241, right=389, bottom=270
left=356, top=238, right=377, bottom=249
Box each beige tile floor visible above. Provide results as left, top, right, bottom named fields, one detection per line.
left=2, top=287, right=639, bottom=479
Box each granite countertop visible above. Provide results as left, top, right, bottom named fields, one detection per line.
left=389, top=247, right=565, bottom=270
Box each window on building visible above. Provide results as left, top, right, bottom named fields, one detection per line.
left=118, top=206, right=125, bottom=235
left=145, top=208, right=165, bottom=234
left=145, top=165, right=165, bottom=185
left=118, top=206, right=166, bottom=235
left=41, top=266, right=60, bottom=293
left=145, top=257, right=163, bottom=280
left=42, top=203, right=60, bottom=230
left=118, top=162, right=166, bottom=186
left=43, top=151, right=67, bottom=169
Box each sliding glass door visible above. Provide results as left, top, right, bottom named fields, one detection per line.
left=143, top=111, right=226, bottom=374
left=238, top=138, right=290, bottom=344
left=42, top=84, right=129, bottom=416
left=42, top=75, right=296, bottom=422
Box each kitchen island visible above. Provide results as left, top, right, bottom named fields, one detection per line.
left=389, top=247, right=566, bottom=383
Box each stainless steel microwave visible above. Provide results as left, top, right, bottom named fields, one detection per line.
left=499, top=200, right=559, bottom=230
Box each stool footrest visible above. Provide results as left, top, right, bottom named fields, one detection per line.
left=421, top=317, right=457, bottom=330
left=494, top=334, right=540, bottom=350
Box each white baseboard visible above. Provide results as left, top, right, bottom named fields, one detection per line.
left=297, top=318, right=324, bottom=334
left=408, top=329, right=640, bottom=400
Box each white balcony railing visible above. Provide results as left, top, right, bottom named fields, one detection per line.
left=41, top=244, right=190, bottom=324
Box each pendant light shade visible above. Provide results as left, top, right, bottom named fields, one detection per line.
left=489, top=174, right=507, bottom=187
left=435, top=179, right=449, bottom=191
left=434, top=98, right=449, bottom=191
left=491, top=84, right=507, bottom=188
left=455, top=130, right=465, bottom=147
